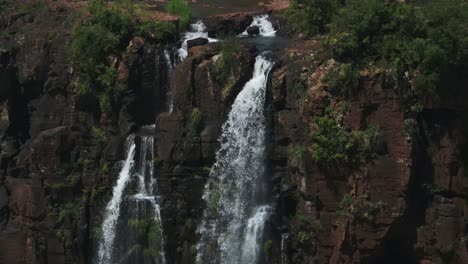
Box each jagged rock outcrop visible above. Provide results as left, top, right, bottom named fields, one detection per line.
left=269, top=39, right=468, bottom=264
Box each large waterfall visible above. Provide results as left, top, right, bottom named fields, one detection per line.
left=96, top=127, right=166, bottom=264
left=196, top=56, right=274, bottom=264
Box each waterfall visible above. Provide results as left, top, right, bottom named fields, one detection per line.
left=96, top=127, right=166, bottom=264
left=196, top=56, right=274, bottom=264
left=281, top=233, right=289, bottom=264
left=97, top=136, right=136, bottom=264
left=163, top=49, right=175, bottom=112
left=240, top=14, right=276, bottom=37
left=178, top=20, right=218, bottom=61
left=240, top=206, right=272, bottom=263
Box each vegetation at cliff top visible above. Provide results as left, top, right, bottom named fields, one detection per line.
left=71, top=0, right=175, bottom=115
left=166, top=0, right=192, bottom=29
left=287, top=0, right=468, bottom=96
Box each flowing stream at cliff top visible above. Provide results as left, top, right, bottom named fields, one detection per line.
left=196, top=55, right=274, bottom=264
left=97, top=126, right=166, bottom=264
left=240, top=14, right=276, bottom=37
left=178, top=20, right=218, bottom=61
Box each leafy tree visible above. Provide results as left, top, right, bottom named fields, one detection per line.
left=166, top=0, right=192, bottom=29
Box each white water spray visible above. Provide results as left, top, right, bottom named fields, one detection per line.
left=178, top=21, right=218, bottom=61
left=96, top=129, right=166, bottom=264
left=281, top=233, right=289, bottom=264
left=196, top=56, right=274, bottom=264
left=240, top=14, right=276, bottom=37
left=240, top=206, right=272, bottom=263
left=97, top=136, right=136, bottom=264
left=163, top=49, right=175, bottom=112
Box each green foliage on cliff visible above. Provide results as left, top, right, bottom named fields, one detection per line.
left=287, top=0, right=467, bottom=97
left=311, top=114, right=360, bottom=165
left=263, top=240, right=273, bottom=256
left=166, top=0, right=192, bottom=29
left=188, top=107, right=203, bottom=137
left=71, top=0, right=175, bottom=115
left=285, top=0, right=340, bottom=36
left=323, top=63, right=359, bottom=96
left=127, top=218, right=163, bottom=257
left=215, top=38, right=242, bottom=84
left=71, top=0, right=136, bottom=114
left=138, top=21, right=176, bottom=41
left=311, top=111, right=384, bottom=166
left=328, top=0, right=467, bottom=95
left=338, top=193, right=384, bottom=221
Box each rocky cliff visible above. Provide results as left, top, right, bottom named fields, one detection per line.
left=0, top=1, right=467, bottom=264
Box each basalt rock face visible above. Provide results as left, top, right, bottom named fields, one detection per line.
left=268, top=39, right=468, bottom=264
left=0, top=1, right=177, bottom=263
left=0, top=2, right=467, bottom=264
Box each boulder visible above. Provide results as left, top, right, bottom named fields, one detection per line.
left=204, top=12, right=254, bottom=37
left=187, top=37, right=209, bottom=49
left=246, top=25, right=260, bottom=35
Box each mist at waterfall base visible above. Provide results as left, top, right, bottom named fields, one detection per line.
left=196, top=56, right=274, bottom=264
left=96, top=127, right=166, bottom=264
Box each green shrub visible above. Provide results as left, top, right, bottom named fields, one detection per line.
left=91, top=126, right=107, bottom=144
left=338, top=193, right=384, bottom=221
left=71, top=24, right=119, bottom=76
left=215, top=38, right=242, bottom=83
left=356, top=126, right=385, bottom=158
left=166, top=0, right=192, bottom=29
left=323, top=63, right=359, bottom=96
left=263, top=240, right=273, bottom=256
left=311, top=114, right=360, bottom=165
left=102, top=163, right=109, bottom=174
left=188, top=107, right=203, bottom=137
left=138, top=21, right=176, bottom=41
left=285, top=0, right=340, bottom=36
left=311, top=112, right=384, bottom=166
left=290, top=145, right=307, bottom=162
left=71, top=0, right=136, bottom=115
left=327, top=0, right=467, bottom=96
left=208, top=190, right=221, bottom=217
left=297, top=231, right=311, bottom=244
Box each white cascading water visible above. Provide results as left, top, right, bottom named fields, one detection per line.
left=163, top=49, right=175, bottom=112
left=97, top=136, right=136, bottom=264
left=97, top=128, right=166, bottom=264
left=178, top=20, right=218, bottom=61
left=196, top=56, right=274, bottom=264
left=240, top=14, right=276, bottom=37
left=240, top=206, right=272, bottom=263
left=281, top=233, right=289, bottom=264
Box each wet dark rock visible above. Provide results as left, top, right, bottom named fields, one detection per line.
left=187, top=37, right=209, bottom=49
left=204, top=12, right=254, bottom=37
left=246, top=25, right=260, bottom=35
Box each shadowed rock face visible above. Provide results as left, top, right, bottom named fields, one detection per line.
left=0, top=1, right=467, bottom=264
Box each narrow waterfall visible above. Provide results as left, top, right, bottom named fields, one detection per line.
left=98, top=136, right=136, bottom=264
left=178, top=21, right=218, bottom=61
left=163, top=49, right=176, bottom=112
left=196, top=56, right=274, bottom=264
left=96, top=127, right=166, bottom=264
left=240, top=15, right=277, bottom=37
left=281, top=233, right=289, bottom=264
